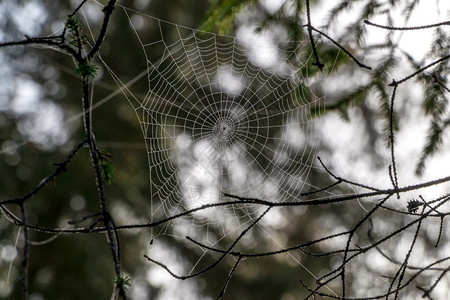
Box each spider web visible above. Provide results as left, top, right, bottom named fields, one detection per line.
left=99, top=4, right=334, bottom=278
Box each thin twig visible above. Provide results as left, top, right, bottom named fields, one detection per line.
left=20, top=203, right=29, bottom=300
left=393, top=208, right=424, bottom=299
left=68, top=211, right=103, bottom=225
left=301, top=180, right=342, bottom=196
left=388, top=84, right=400, bottom=198
left=305, top=0, right=323, bottom=70
left=433, top=75, right=450, bottom=93
left=186, top=229, right=356, bottom=258
left=435, top=216, right=444, bottom=248
left=68, top=0, right=89, bottom=17
left=364, top=19, right=450, bottom=31
left=424, top=265, right=450, bottom=298
left=0, top=138, right=87, bottom=206
left=81, top=73, right=124, bottom=298
left=317, top=196, right=450, bottom=287
left=9, top=174, right=450, bottom=235
left=307, top=26, right=372, bottom=70
left=0, top=36, right=82, bottom=60
left=144, top=207, right=271, bottom=279
left=88, top=0, right=117, bottom=60
left=305, top=156, right=382, bottom=194
left=216, top=256, right=242, bottom=300
left=389, top=54, right=450, bottom=86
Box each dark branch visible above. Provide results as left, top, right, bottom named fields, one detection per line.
left=144, top=207, right=271, bottom=279
left=307, top=26, right=372, bottom=70
left=305, top=0, right=324, bottom=70
left=0, top=36, right=82, bottom=61
left=216, top=256, right=242, bottom=300
left=388, top=85, right=399, bottom=199
left=364, top=19, right=450, bottom=31
left=389, top=54, right=450, bottom=86
left=0, top=138, right=87, bottom=206
left=20, top=204, right=29, bottom=300
left=88, top=0, right=117, bottom=60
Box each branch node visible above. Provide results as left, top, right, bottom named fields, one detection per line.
left=389, top=79, right=398, bottom=87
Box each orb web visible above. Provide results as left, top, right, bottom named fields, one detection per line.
left=101, top=4, right=330, bottom=271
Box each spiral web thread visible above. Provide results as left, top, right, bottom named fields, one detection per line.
left=102, top=5, right=334, bottom=276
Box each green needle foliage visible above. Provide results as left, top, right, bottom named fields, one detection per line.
left=75, top=61, right=98, bottom=79
left=98, top=150, right=115, bottom=185
left=66, top=16, right=88, bottom=49
left=114, top=274, right=131, bottom=292
left=200, top=0, right=257, bottom=33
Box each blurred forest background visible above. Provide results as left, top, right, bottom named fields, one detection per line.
left=1, top=0, right=450, bottom=299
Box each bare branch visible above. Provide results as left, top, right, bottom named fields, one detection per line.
left=144, top=207, right=271, bottom=279
left=305, top=0, right=324, bottom=70
left=88, top=0, right=117, bottom=60
left=307, top=26, right=372, bottom=70
left=389, top=54, right=450, bottom=86
left=0, top=138, right=87, bottom=206
left=216, top=256, right=242, bottom=300
left=364, top=19, right=450, bottom=31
